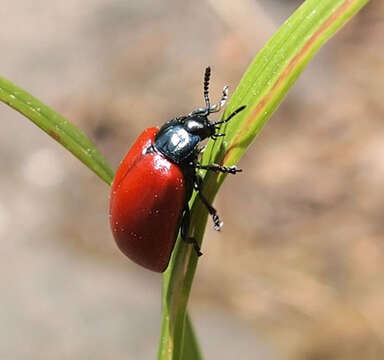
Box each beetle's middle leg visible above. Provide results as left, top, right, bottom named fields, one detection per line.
left=193, top=175, right=223, bottom=231
left=195, top=163, right=242, bottom=174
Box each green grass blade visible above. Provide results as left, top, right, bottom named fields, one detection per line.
left=218, top=0, right=370, bottom=172
left=0, top=76, right=114, bottom=185
left=158, top=0, right=370, bottom=359
left=0, top=74, right=202, bottom=357
left=182, top=314, right=203, bottom=359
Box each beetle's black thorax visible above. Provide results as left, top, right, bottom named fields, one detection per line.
left=154, top=114, right=214, bottom=166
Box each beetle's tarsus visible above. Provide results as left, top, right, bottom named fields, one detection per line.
left=184, top=237, right=203, bottom=256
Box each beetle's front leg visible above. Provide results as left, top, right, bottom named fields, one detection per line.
left=196, top=163, right=242, bottom=174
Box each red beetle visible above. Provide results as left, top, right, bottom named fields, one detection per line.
left=110, top=67, right=245, bottom=272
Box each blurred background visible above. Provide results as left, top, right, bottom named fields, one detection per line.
left=1, top=0, right=383, bottom=359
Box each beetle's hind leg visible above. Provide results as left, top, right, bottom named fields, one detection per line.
left=194, top=175, right=223, bottom=231
left=181, top=206, right=203, bottom=256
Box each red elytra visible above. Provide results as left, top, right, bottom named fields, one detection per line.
left=109, top=127, right=187, bottom=272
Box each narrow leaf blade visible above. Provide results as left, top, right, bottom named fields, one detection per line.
left=0, top=76, right=114, bottom=185
left=158, top=1, right=370, bottom=359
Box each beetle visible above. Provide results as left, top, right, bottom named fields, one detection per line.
left=109, top=67, right=246, bottom=272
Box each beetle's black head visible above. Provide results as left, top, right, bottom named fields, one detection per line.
left=183, top=113, right=215, bottom=139
left=154, top=67, right=246, bottom=165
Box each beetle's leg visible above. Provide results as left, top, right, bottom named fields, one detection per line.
left=209, top=105, right=246, bottom=139
left=211, top=105, right=246, bottom=126
left=181, top=206, right=203, bottom=256
left=196, top=163, right=242, bottom=175
left=211, top=133, right=226, bottom=140
left=194, top=175, right=223, bottom=231
left=197, top=144, right=207, bottom=154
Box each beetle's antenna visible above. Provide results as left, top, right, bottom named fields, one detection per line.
left=189, top=67, right=228, bottom=116
left=203, top=66, right=211, bottom=112
left=189, top=67, right=212, bottom=116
